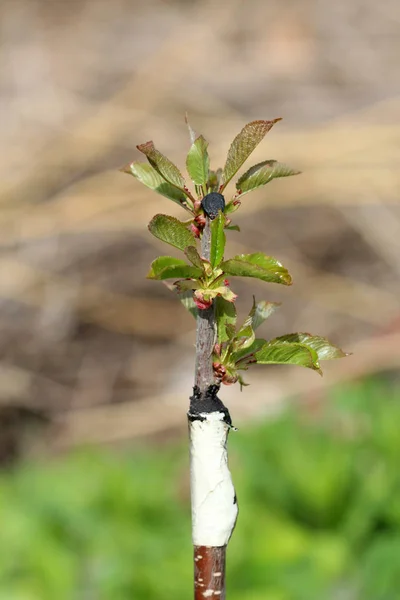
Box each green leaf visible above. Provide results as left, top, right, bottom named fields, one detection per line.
left=271, top=333, right=348, bottom=361
left=226, top=224, right=240, bottom=232
left=255, top=342, right=322, bottom=373
left=215, top=296, right=237, bottom=343
left=148, top=214, right=196, bottom=251
left=220, top=253, right=292, bottom=285
left=124, top=162, right=189, bottom=206
left=147, top=256, right=202, bottom=280
left=137, top=141, right=186, bottom=190
left=234, top=338, right=267, bottom=364
left=184, top=246, right=204, bottom=270
left=207, top=169, right=222, bottom=192
left=185, top=113, right=197, bottom=145
left=248, top=298, right=281, bottom=331
left=221, top=119, right=282, bottom=190
left=225, top=323, right=237, bottom=340
left=234, top=324, right=256, bottom=351
left=236, top=160, right=300, bottom=196
left=237, top=374, right=250, bottom=390
left=224, top=200, right=241, bottom=214
left=210, top=212, right=226, bottom=268
left=174, top=279, right=200, bottom=292
left=178, top=290, right=198, bottom=318
left=186, top=136, right=210, bottom=186
left=163, top=281, right=198, bottom=318
left=198, top=285, right=236, bottom=303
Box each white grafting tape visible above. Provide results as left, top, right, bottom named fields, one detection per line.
left=190, top=411, right=238, bottom=546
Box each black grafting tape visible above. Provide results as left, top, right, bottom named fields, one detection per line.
left=201, top=193, right=225, bottom=220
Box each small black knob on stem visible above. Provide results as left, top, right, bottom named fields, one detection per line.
left=201, top=193, right=225, bottom=220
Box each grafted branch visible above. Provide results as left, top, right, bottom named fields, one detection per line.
left=190, top=217, right=237, bottom=600
left=194, top=219, right=215, bottom=392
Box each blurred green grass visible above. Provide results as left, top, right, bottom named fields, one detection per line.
left=0, top=378, right=399, bottom=600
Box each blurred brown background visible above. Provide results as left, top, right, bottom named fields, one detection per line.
left=1, top=0, right=400, bottom=462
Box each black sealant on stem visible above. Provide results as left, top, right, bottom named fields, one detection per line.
left=201, top=193, right=225, bottom=220
left=188, top=385, right=234, bottom=428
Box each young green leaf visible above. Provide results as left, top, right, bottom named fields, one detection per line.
left=233, top=338, right=267, bottom=364
left=210, top=212, right=226, bottom=268
left=207, top=286, right=237, bottom=303
left=236, top=160, right=300, bottom=196
left=184, top=246, right=204, bottom=270
left=207, top=168, right=222, bottom=192
left=174, top=279, right=200, bottom=292
left=226, top=224, right=240, bottom=232
left=123, top=162, right=189, bottom=207
left=137, top=141, right=186, bottom=191
left=178, top=290, right=198, bottom=318
left=255, top=342, right=322, bottom=374
left=163, top=281, right=198, bottom=318
left=193, top=286, right=230, bottom=309
left=185, top=113, right=197, bottom=145
left=271, top=333, right=348, bottom=361
left=225, top=323, right=237, bottom=340
left=148, top=214, right=196, bottom=251
left=220, top=119, right=282, bottom=190
left=248, top=298, right=281, bottom=330
left=215, top=296, right=237, bottom=343
left=147, top=256, right=202, bottom=280
left=220, top=253, right=292, bottom=285
left=234, top=324, right=256, bottom=351
left=237, top=374, right=250, bottom=390
left=224, top=200, right=241, bottom=215
left=186, top=135, right=210, bottom=186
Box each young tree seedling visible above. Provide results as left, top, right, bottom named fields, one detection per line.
left=122, top=118, right=348, bottom=599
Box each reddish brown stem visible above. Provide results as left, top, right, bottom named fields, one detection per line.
left=194, top=546, right=226, bottom=599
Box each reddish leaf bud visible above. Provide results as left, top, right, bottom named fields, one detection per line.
left=190, top=223, right=201, bottom=238
left=222, top=373, right=238, bottom=385
left=193, top=290, right=212, bottom=310
left=194, top=214, right=207, bottom=227
left=193, top=199, right=202, bottom=212
left=213, top=362, right=227, bottom=380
